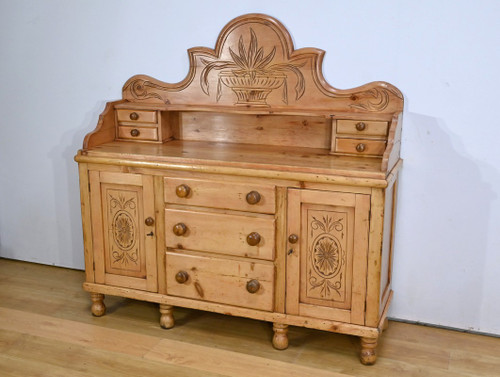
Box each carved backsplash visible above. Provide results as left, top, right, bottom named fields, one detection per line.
left=122, top=13, right=403, bottom=113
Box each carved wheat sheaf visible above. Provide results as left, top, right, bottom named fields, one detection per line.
left=200, top=28, right=306, bottom=106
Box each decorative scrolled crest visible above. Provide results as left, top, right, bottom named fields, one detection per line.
left=121, top=13, right=403, bottom=113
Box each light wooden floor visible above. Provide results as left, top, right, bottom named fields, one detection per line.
left=0, top=258, right=498, bottom=377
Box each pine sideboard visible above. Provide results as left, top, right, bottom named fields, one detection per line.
left=75, top=13, right=403, bottom=365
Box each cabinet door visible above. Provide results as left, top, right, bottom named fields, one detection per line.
left=89, top=171, right=157, bottom=292
left=286, top=189, right=370, bottom=325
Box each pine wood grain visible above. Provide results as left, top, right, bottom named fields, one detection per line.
left=164, top=208, right=275, bottom=260
left=0, top=259, right=498, bottom=376
left=165, top=252, right=275, bottom=311
left=164, top=176, right=276, bottom=214
left=81, top=140, right=387, bottom=181
left=119, top=14, right=403, bottom=114
left=176, top=112, right=332, bottom=149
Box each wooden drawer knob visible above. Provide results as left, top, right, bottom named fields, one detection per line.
left=246, top=191, right=261, bottom=205
left=175, top=270, right=189, bottom=284
left=356, top=143, right=366, bottom=152
left=246, top=279, right=260, bottom=294
left=246, top=232, right=261, bottom=246
left=173, top=223, right=187, bottom=236
left=175, top=184, right=191, bottom=198
left=130, top=129, right=140, bottom=137
left=145, top=217, right=155, bottom=226
left=288, top=234, right=299, bottom=244
left=356, top=122, right=366, bottom=131
left=129, top=112, right=139, bottom=120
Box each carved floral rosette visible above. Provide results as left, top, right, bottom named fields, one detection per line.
left=307, top=213, right=347, bottom=301
left=108, top=191, right=140, bottom=267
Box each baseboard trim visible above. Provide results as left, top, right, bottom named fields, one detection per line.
left=388, top=317, right=500, bottom=338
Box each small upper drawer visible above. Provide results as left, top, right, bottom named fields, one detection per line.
left=165, top=208, right=275, bottom=261
left=164, top=177, right=275, bottom=214
left=118, top=125, right=159, bottom=141
left=335, top=138, right=386, bottom=156
left=116, top=109, right=157, bottom=124
left=337, top=120, right=388, bottom=136
left=166, top=252, right=275, bottom=311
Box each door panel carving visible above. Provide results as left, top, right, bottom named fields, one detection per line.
left=301, top=207, right=354, bottom=310
left=287, top=189, right=369, bottom=324
left=89, top=171, right=157, bottom=291
left=102, top=186, right=145, bottom=277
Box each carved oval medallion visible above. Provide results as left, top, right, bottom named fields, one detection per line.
left=112, top=211, right=136, bottom=251
left=311, top=235, right=342, bottom=279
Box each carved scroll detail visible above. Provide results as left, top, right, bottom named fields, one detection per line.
left=124, top=79, right=170, bottom=103
left=349, top=88, right=391, bottom=111
left=200, top=29, right=305, bottom=106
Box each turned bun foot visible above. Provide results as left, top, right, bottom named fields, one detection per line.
left=360, top=337, right=378, bottom=365
left=272, top=323, right=289, bottom=350
left=90, top=293, right=106, bottom=317
left=159, top=304, right=175, bottom=329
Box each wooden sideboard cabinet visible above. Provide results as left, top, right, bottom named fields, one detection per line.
left=75, top=13, right=403, bottom=365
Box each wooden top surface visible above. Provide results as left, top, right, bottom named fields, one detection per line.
left=78, top=13, right=403, bottom=185
left=82, top=140, right=387, bottom=180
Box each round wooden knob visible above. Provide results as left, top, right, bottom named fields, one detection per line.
left=246, top=191, right=261, bottom=205
left=175, top=184, right=191, bottom=198
left=356, top=122, right=366, bottom=131
left=145, top=217, right=155, bottom=226
left=173, top=223, right=187, bottom=236
left=129, top=112, right=139, bottom=120
left=288, top=234, right=299, bottom=244
left=246, top=232, right=261, bottom=246
left=356, top=143, right=366, bottom=152
left=175, top=271, right=189, bottom=284
left=130, top=129, right=140, bottom=137
left=246, top=279, right=260, bottom=294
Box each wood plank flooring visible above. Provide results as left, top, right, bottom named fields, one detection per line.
left=0, top=258, right=498, bottom=376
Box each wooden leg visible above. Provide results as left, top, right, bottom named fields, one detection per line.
left=383, top=317, right=389, bottom=331
left=159, top=304, right=175, bottom=329
left=90, top=293, right=106, bottom=317
left=360, top=336, right=378, bottom=365
left=272, top=323, right=288, bottom=350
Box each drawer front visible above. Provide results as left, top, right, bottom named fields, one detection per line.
left=118, top=126, right=159, bottom=141
left=165, top=208, right=275, bottom=261
left=337, top=120, right=388, bottom=136
left=116, top=109, right=157, bottom=123
left=166, top=252, right=274, bottom=311
left=335, top=138, right=386, bottom=156
left=164, top=177, right=275, bottom=214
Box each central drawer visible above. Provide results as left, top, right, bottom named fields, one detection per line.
left=164, top=177, right=275, bottom=214
left=166, top=252, right=275, bottom=311
left=165, top=208, right=275, bottom=260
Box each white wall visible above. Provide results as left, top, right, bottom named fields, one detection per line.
left=1, top=0, right=499, bottom=334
